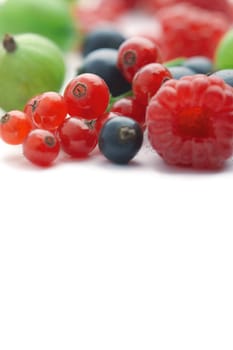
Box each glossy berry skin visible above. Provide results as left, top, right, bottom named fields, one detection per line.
left=78, top=49, right=131, bottom=97
left=82, top=27, right=126, bottom=57
left=58, top=117, right=98, bottom=158
left=168, top=66, right=195, bottom=79
left=94, top=112, right=115, bottom=135
left=146, top=74, right=233, bottom=168
left=0, top=110, right=32, bottom=145
left=111, top=97, right=146, bottom=129
left=24, top=92, right=67, bottom=131
left=23, top=129, right=60, bottom=166
left=158, top=4, right=229, bottom=60
left=64, top=73, right=110, bottom=120
left=211, top=70, right=233, bottom=87
left=132, top=63, right=172, bottom=106
left=24, top=96, right=36, bottom=121
left=183, top=56, right=213, bottom=74
left=98, top=116, right=143, bottom=164
left=117, top=36, right=162, bottom=83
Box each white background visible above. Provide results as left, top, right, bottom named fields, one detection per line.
left=0, top=57, right=233, bottom=350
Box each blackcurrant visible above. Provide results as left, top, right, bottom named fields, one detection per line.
left=168, top=66, right=195, bottom=79
left=98, top=116, right=143, bottom=164
left=183, top=56, right=213, bottom=74
left=211, top=69, right=233, bottom=87
left=81, top=27, right=126, bottom=57
left=77, top=48, right=131, bottom=97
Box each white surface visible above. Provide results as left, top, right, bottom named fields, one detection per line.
left=0, top=53, right=233, bottom=350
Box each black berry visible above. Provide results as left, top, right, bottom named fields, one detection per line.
left=211, top=69, right=233, bottom=87
left=81, top=27, right=126, bottom=57
left=77, top=48, right=131, bottom=97
left=98, top=116, right=143, bottom=164
left=168, top=66, right=195, bottom=79
left=183, top=56, right=213, bottom=74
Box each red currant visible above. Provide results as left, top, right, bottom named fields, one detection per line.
left=94, top=112, right=121, bottom=135
left=132, top=63, right=172, bottom=105
left=63, top=73, right=110, bottom=120
left=24, top=96, right=35, bottom=121
left=23, top=129, right=60, bottom=166
left=0, top=110, right=32, bottom=145
left=111, top=97, right=146, bottom=129
left=58, top=117, right=98, bottom=158
left=117, top=36, right=162, bottom=83
left=24, top=92, right=67, bottom=131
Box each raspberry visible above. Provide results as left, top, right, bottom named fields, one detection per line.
left=146, top=74, right=233, bottom=168
left=157, top=4, right=229, bottom=60
left=140, top=0, right=232, bottom=17
left=75, top=0, right=135, bottom=33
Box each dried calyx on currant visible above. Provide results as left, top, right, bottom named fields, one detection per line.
left=2, top=25, right=233, bottom=171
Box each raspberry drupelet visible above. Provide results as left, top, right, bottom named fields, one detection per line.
left=146, top=74, right=233, bottom=168
left=157, top=3, right=229, bottom=60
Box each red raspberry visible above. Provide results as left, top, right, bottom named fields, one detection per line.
left=146, top=75, right=233, bottom=168
left=140, top=0, right=232, bottom=18
left=157, top=4, right=229, bottom=60
left=75, top=0, right=136, bottom=33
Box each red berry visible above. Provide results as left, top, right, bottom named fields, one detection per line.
left=24, top=96, right=36, bottom=121
left=111, top=97, right=146, bottom=129
left=186, top=0, right=232, bottom=15
left=94, top=112, right=115, bottom=135
left=157, top=4, right=229, bottom=60
left=146, top=74, right=233, bottom=168
left=24, top=92, right=67, bottom=131
left=132, top=63, right=172, bottom=106
left=58, top=117, right=98, bottom=158
left=0, top=110, right=32, bottom=145
left=75, top=0, right=133, bottom=33
left=117, top=36, right=162, bottom=83
left=23, top=129, right=60, bottom=166
left=138, top=0, right=232, bottom=18
left=63, top=73, right=110, bottom=120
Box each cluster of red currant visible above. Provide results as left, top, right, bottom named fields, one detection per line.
left=0, top=36, right=167, bottom=167
left=0, top=73, right=110, bottom=166
left=2, top=34, right=233, bottom=169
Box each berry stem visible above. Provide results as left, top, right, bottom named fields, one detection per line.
left=108, top=90, right=133, bottom=111
left=164, top=57, right=186, bottom=68
left=2, top=34, right=17, bottom=53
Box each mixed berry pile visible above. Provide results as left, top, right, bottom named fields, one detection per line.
left=2, top=0, right=233, bottom=169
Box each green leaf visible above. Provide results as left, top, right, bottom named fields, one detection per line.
left=108, top=90, right=133, bottom=111
left=164, top=57, right=186, bottom=68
